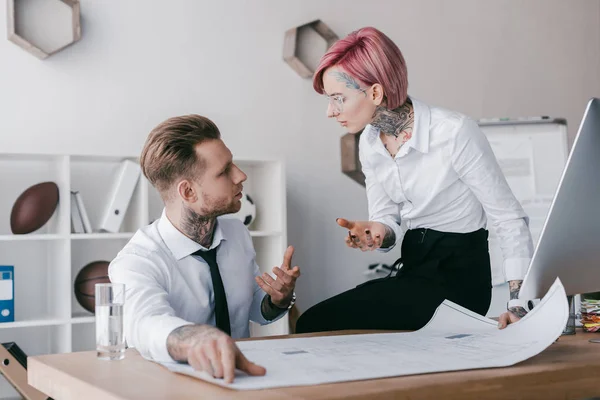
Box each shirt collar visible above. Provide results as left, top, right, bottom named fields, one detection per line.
left=158, top=209, right=226, bottom=261
left=408, top=97, right=430, bottom=154
left=364, top=96, right=431, bottom=156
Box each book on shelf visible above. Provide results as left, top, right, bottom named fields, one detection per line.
left=70, top=192, right=84, bottom=233
left=74, top=191, right=92, bottom=233
left=70, top=191, right=92, bottom=234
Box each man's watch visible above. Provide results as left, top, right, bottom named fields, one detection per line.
left=270, top=292, right=296, bottom=310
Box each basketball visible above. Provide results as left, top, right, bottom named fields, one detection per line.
left=74, top=261, right=111, bottom=313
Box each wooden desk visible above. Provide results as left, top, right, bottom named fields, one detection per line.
left=28, top=329, right=600, bottom=400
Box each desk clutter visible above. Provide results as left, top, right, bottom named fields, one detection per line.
left=580, top=292, right=600, bottom=333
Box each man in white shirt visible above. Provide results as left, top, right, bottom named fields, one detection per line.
left=109, top=114, right=300, bottom=383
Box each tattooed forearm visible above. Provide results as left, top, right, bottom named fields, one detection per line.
left=380, top=225, right=396, bottom=249
left=261, top=295, right=287, bottom=321
left=330, top=71, right=361, bottom=90
left=180, top=204, right=216, bottom=248
left=509, top=280, right=523, bottom=300
left=371, top=103, right=414, bottom=138
left=166, top=324, right=222, bottom=362
left=508, top=280, right=527, bottom=318
left=508, top=306, right=528, bottom=318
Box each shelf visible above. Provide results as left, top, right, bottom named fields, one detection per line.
left=0, top=233, right=65, bottom=241
left=249, top=230, right=282, bottom=237
left=70, top=232, right=135, bottom=240
left=0, top=317, right=96, bottom=328
left=0, top=153, right=287, bottom=359
left=71, top=316, right=95, bottom=324
left=0, top=317, right=67, bottom=329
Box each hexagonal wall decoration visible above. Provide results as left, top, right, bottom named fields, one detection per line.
left=341, top=133, right=366, bottom=186
left=283, top=19, right=338, bottom=79
left=6, top=0, right=81, bottom=60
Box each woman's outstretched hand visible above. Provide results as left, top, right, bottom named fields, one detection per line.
left=336, top=218, right=388, bottom=251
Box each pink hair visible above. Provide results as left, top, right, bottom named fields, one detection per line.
left=313, top=27, right=408, bottom=109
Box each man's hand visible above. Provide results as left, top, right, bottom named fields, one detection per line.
left=255, top=245, right=300, bottom=308
left=167, top=325, right=265, bottom=383
left=336, top=218, right=395, bottom=251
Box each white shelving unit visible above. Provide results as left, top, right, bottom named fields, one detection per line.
left=0, top=153, right=287, bottom=398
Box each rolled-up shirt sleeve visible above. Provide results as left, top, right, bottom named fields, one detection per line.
left=108, top=254, right=191, bottom=363
left=450, top=117, right=534, bottom=282
left=359, top=139, right=403, bottom=252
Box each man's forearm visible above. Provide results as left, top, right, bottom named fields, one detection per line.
left=166, top=324, right=222, bottom=362
left=261, top=294, right=287, bottom=321
left=380, top=224, right=396, bottom=249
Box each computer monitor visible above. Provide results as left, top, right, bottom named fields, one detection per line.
left=519, top=98, right=600, bottom=300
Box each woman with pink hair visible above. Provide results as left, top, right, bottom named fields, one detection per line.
left=296, top=27, right=529, bottom=333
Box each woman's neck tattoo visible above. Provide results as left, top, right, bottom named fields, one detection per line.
left=371, top=102, right=414, bottom=138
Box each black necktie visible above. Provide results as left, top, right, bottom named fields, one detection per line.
left=192, top=247, right=231, bottom=335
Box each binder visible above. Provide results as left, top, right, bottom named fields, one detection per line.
left=98, top=160, right=141, bottom=233
left=0, top=266, right=14, bottom=323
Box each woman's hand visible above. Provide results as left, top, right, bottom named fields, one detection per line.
left=498, top=280, right=528, bottom=329
left=336, top=218, right=390, bottom=251
left=497, top=310, right=522, bottom=329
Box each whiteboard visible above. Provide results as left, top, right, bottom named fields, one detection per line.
left=480, top=119, right=569, bottom=285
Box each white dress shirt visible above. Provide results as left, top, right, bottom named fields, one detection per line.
left=108, top=211, right=283, bottom=363
left=360, top=97, right=534, bottom=283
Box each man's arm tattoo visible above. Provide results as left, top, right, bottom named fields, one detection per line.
left=166, top=324, right=220, bottom=362
left=380, top=225, right=396, bottom=249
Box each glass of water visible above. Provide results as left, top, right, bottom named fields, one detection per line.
left=95, top=283, right=125, bottom=360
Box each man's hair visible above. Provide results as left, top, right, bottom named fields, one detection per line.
left=313, top=27, right=408, bottom=109
left=140, top=114, right=221, bottom=195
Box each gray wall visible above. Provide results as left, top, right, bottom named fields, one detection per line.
left=1, top=0, right=599, bottom=312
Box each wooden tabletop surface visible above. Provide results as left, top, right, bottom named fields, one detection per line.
left=27, top=329, right=600, bottom=400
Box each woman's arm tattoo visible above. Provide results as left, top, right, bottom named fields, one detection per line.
left=508, top=280, right=528, bottom=318
left=509, top=280, right=523, bottom=300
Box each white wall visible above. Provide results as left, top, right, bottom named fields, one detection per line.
left=1, top=0, right=599, bottom=313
